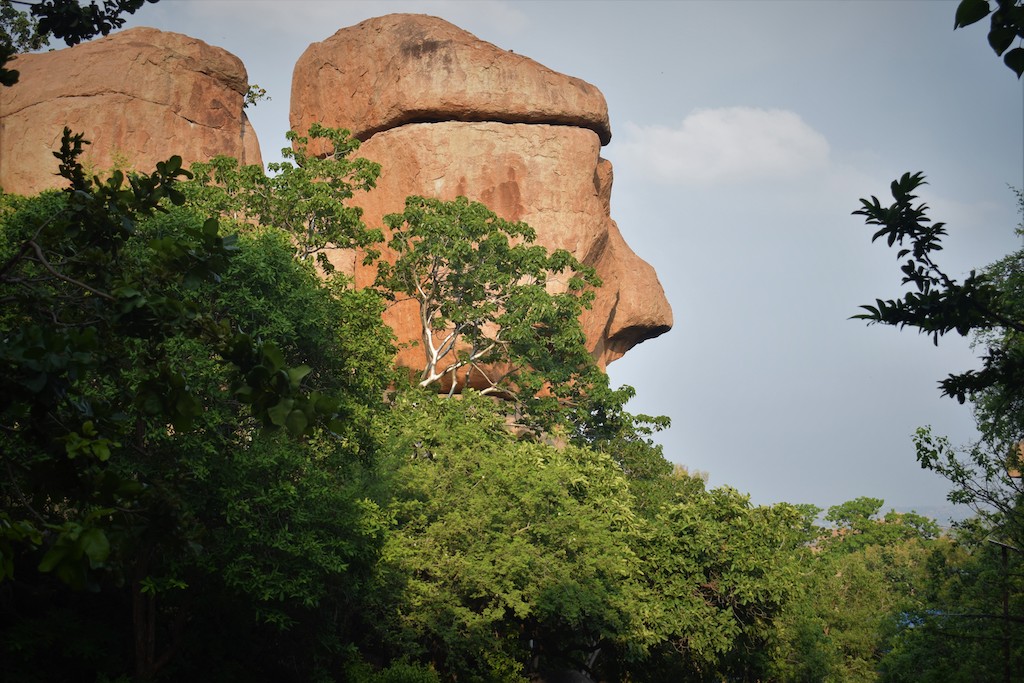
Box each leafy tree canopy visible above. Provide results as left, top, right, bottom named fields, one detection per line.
left=376, top=195, right=606, bottom=433
left=188, top=124, right=382, bottom=273
left=363, top=389, right=650, bottom=682
left=852, top=172, right=1024, bottom=405
left=0, top=129, right=396, bottom=679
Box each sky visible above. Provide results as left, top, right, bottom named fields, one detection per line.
left=115, top=0, right=1024, bottom=518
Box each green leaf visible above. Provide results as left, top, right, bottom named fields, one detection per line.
left=988, top=25, right=1018, bottom=55
left=79, top=527, right=110, bottom=566
left=262, top=343, right=285, bottom=372
left=954, top=0, right=991, bottom=29
left=23, top=372, right=47, bottom=393
left=38, top=543, right=70, bottom=573
left=1004, top=46, right=1024, bottom=77
left=234, top=384, right=254, bottom=403
left=267, top=398, right=294, bottom=427
left=202, top=217, right=219, bottom=238
left=285, top=409, right=309, bottom=436
left=175, top=392, right=201, bottom=421
left=136, top=388, right=163, bottom=415
left=93, top=442, right=111, bottom=462
left=287, top=364, right=312, bottom=389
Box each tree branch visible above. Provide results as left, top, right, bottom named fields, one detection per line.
left=26, top=240, right=115, bottom=301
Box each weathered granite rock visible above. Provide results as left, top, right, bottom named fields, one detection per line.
left=290, top=13, right=611, bottom=149
left=294, top=15, right=672, bottom=376
left=0, top=27, right=261, bottom=196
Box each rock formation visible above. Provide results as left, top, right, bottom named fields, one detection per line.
left=0, top=27, right=261, bottom=196
left=0, top=15, right=671, bottom=380
left=290, top=14, right=672, bottom=376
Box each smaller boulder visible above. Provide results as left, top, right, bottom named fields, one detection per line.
left=0, top=27, right=262, bottom=196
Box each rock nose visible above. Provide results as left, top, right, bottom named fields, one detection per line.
left=582, top=218, right=673, bottom=370
left=583, top=159, right=672, bottom=368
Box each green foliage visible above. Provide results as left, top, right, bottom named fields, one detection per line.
left=0, top=0, right=46, bottom=53
left=366, top=390, right=649, bottom=681
left=576, top=381, right=676, bottom=516
left=348, top=660, right=442, bottom=683
left=376, top=195, right=603, bottom=433
left=954, top=0, right=1024, bottom=78
left=770, top=499, right=1023, bottom=683
left=31, top=0, right=157, bottom=46
left=826, top=496, right=887, bottom=527
left=1, top=130, right=395, bottom=679
left=879, top=520, right=1024, bottom=682
left=633, top=488, right=807, bottom=681
left=188, top=124, right=382, bottom=272
left=854, top=178, right=1024, bottom=545
left=244, top=83, right=270, bottom=109
left=914, top=426, right=1024, bottom=550
left=973, top=198, right=1024, bottom=436
left=852, top=172, right=1019, bottom=406
left=851, top=15, right=1024, bottom=671
left=821, top=496, right=940, bottom=554
left=0, top=129, right=221, bottom=586
left=208, top=431, right=389, bottom=629
left=770, top=499, right=946, bottom=682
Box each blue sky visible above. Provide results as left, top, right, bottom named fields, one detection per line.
left=120, top=0, right=1024, bottom=517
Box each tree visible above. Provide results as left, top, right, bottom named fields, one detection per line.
left=853, top=175, right=1024, bottom=535
left=0, top=0, right=46, bottom=53
left=375, top=195, right=602, bottom=431
left=849, top=6, right=1024, bottom=675
left=0, top=130, right=395, bottom=680
left=363, top=390, right=651, bottom=682
left=1, top=0, right=159, bottom=86
left=852, top=172, right=1023, bottom=405
left=900, top=193, right=1024, bottom=546
left=855, top=177, right=1024, bottom=540
left=629, top=486, right=806, bottom=682
left=879, top=518, right=1024, bottom=682
left=0, top=129, right=224, bottom=582
left=820, top=496, right=940, bottom=554
left=188, top=124, right=382, bottom=273
left=575, top=381, right=676, bottom=516
left=769, top=498, right=946, bottom=683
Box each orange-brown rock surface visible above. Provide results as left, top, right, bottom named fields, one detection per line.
left=291, top=14, right=672, bottom=375
left=0, top=27, right=261, bottom=196
left=290, top=13, right=611, bottom=149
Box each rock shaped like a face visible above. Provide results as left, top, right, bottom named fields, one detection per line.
left=291, top=14, right=672, bottom=375
left=0, top=27, right=262, bottom=196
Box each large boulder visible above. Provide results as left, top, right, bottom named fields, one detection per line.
left=291, top=14, right=672, bottom=375
left=290, top=13, right=611, bottom=148
left=0, top=27, right=262, bottom=196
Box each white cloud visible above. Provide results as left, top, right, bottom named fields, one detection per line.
left=616, top=107, right=830, bottom=186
